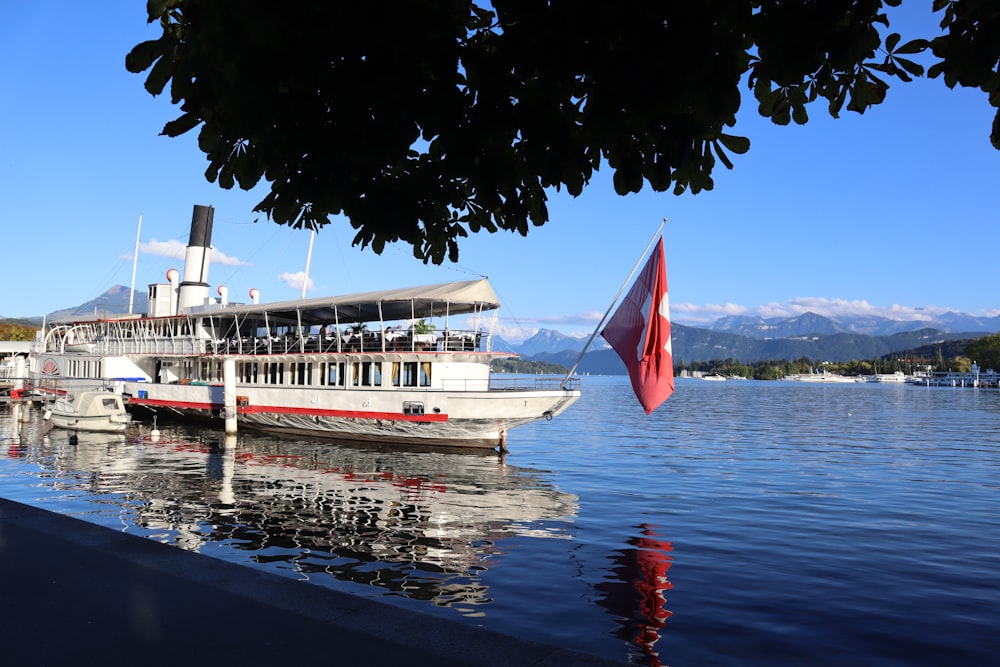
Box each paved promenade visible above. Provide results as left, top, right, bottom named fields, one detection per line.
left=0, top=498, right=623, bottom=666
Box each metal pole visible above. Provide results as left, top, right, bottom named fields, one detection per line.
left=129, top=214, right=142, bottom=314
left=301, top=229, right=315, bottom=300
left=223, top=357, right=238, bottom=435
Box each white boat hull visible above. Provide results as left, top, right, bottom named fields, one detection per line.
left=45, top=411, right=132, bottom=433
left=123, top=380, right=578, bottom=448
left=43, top=391, right=133, bottom=433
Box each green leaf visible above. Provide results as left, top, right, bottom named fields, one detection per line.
left=885, top=33, right=901, bottom=53
left=125, top=39, right=165, bottom=73
left=146, top=0, right=176, bottom=21
left=218, top=161, right=236, bottom=189
left=144, top=55, right=173, bottom=96
left=992, top=110, right=1000, bottom=151
left=771, top=102, right=791, bottom=125
left=161, top=112, right=200, bottom=137
left=197, top=124, right=220, bottom=154
left=897, top=57, right=925, bottom=78
left=792, top=102, right=809, bottom=125
left=717, top=133, right=750, bottom=154
left=612, top=164, right=642, bottom=195
left=894, top=38, right=930, bottom=55
left=712, top=140, right=734, bottom=170
left=235, top=151, right=266, bottom=190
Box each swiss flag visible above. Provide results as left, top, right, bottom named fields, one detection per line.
left=601, top=237, right=674, bottom=413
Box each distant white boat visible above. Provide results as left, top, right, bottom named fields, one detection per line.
left=862, top=371, right=907, bottom=383
left=701, top=373, right=726, bottom=381
left=44, top=391, right=133, bottom=432
left=783, top=369, right=856, bottom=383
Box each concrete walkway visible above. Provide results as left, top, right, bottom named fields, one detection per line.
left=0, top=498, right=624, bottom=666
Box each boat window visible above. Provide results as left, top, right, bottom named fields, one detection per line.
left=352, top=361, right=382, bottom=387
left=295, top=362, right=310, bottom=385
left=400, top=361, right=418, bottom=387
left=420, top=362, right=431, bottom=387
left=241, top=362, right=259, bottom=383
left=268, top=362, right=284, bottom=385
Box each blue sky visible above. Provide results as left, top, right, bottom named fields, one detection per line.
left=2, top=3, right=997, bottom=341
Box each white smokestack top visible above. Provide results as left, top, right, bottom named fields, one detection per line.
left=177, top=205, right=215, bottom=313
left=166, top=268, right=180, bottom=315
left=249, top=288, right=260, bottom=304
left=217, top=285, right=229, bottom=306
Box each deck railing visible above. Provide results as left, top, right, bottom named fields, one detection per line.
left=488, top=376, right=580, bottom=392
left=205, top=328, right=488, bottom=356
left=46, top=328, right=496, bottom=357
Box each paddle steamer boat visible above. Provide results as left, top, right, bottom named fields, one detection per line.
left=28, top=205, right=580, bottom=449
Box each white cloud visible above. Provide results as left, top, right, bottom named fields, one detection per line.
left=669, top=301, right=748, bottom=324
left=667, top=297, right=992, bottom=326
left=209, top=248, right=250, bottom=267
left=138, top=239, right=249, bottom=266
left=278, top=271, right=315, bottom=292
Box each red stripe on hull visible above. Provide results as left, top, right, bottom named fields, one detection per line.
left=127, top=398, right=448, bottom=423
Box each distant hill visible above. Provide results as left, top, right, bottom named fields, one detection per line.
left=669, top=324, right=979, bottom=365
left=528, top=324, right=984, bottom=374
left=710, top=312, right=848, bottom=338
left=516, top=328, right=588, bottom=356
left=46, top=285, right=147, bottom=322
left=0, top=317, right=39, bottom=328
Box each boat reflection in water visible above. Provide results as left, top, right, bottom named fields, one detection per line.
left=16, top=422, right=579, bottom=613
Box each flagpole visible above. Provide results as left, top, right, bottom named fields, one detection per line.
left=301, top=228, right=315, bottom=300
left=129, top=213, right=142, bottom=314
left=559, top=218, right=666, bottom=389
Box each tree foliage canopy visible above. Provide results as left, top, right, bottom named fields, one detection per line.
left=127, top=0, right=1000, bottom=263
left=964, top=333, right=1000, bottom=370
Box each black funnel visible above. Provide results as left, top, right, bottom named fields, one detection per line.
left=189, top=205, right=215, bottom=248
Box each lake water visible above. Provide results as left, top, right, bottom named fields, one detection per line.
left=2, top=376, right=999, bottom=666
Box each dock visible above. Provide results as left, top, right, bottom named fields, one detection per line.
left=0, top=498, right=624, bottom=666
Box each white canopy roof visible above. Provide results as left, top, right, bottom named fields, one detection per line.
left=191, top=278, right=501, bottom=327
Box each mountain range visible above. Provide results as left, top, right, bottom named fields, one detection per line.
left=501, top=308, right=998, bottom=373
left=707, top=310, right=1000, bottom=338
left=4, top=286, right=996, bottom=372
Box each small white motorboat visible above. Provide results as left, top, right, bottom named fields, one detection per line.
left=43, top=391, right=132, bottom=432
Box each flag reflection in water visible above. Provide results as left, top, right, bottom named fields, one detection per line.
left=596, top=523, right=673, bottom=667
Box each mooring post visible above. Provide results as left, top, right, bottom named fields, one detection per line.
left=223, top=358, right=237, bottom=435
left=13, top=356, right=25, bottom=395
left=13, top=357, right=30, bottom=421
